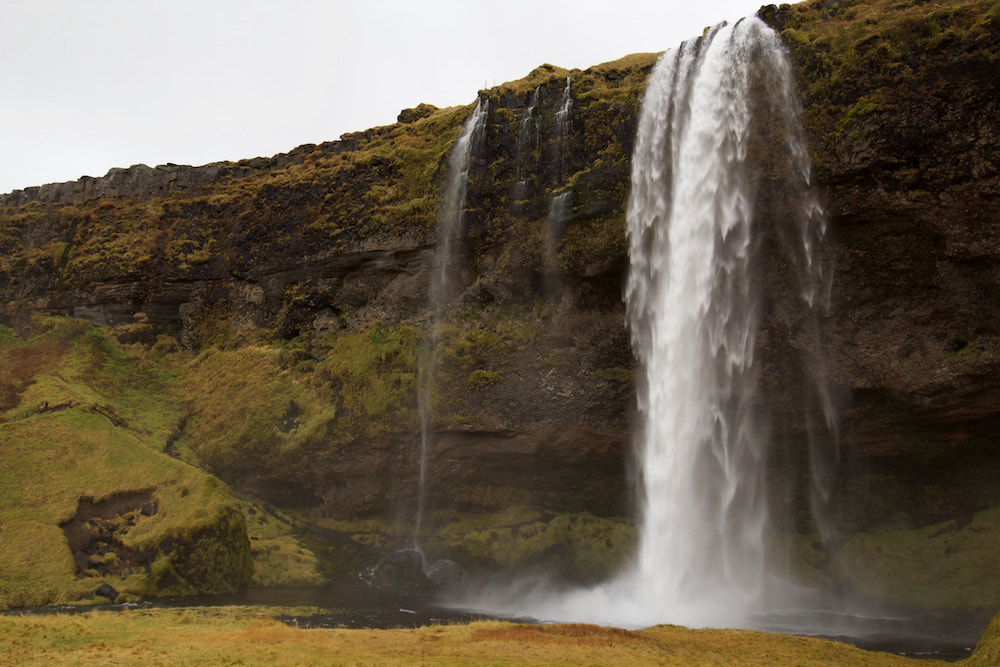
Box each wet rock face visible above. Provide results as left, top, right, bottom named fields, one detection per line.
left=762, top=0, right=1000, bottom=526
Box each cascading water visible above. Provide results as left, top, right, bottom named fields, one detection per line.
left=623, top=16, right=789, bottom=624
left=554, top=77, right=572, bottom=181
left=543, top=78, right=573, bottom=300
left=414, top=97, right=489, bottom=553
left=513, top=87, right=540, bottom=203
left=466, top=16, right=835, bottom=629
left=543, top=190, right=571, bottom=301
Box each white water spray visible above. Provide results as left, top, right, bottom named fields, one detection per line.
left=465, top=17, right=833, bottom=629
left=414, top=98, right=489, bottom=551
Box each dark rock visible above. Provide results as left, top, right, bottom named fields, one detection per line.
left=425, top=559, right=465, bottom=590
left=94, top=583, right=119, bottom=601
left=368, top=549, right=433, bottom=590
left=397, top=103, right=438, bottom=124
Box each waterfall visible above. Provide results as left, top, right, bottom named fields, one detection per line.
left=543, top=78, right=573, bottom=300
left=414, top=97, right=489, bottom=551
left=621, top=14, right=832, bottom=627
left=554, top=77, right=572, bottom=181
left=513, top=87, right=540, bottom=203
left=543, top=190, right=571, bottom=301
left=468, top=16, right=834, bottom=629
left=625, top=17, right=771, bottom=622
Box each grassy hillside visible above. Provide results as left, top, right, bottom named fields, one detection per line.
left=0, top=318, right=259, bottom=608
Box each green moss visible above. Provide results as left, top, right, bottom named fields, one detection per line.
left=778, top=0, right=1000, bottom=176
left=432, top=507, right=635, bottom=584
left=315, top=322, right=421, bottom=433
left=240, top=500, right=324, bottom=587
left=591, top=367, right=634, bottom=383
left=467, top=369, right=502, bottom=388
left=827, top=507, right=1000, bottom=610
left=844, top=92, right=886, bottom=120
left=560, top=213, right=627, bottom=276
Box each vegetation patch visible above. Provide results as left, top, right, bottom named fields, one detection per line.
left=826, top=507, right=1000, bottom=611
left=241, top=500, right=324, bottom=588
left=430, top=507, right=635, bottom=585
left=0, top=318, right=252, bottom=608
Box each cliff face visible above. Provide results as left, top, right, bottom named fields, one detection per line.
left=767, top=0, right=1000, bottom=530
left=2, top=0, right=1000, bottom=601
left=0, top=55, right=653, bottom=526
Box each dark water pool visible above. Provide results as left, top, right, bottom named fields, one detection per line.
left=750, top=608, right=990, bottom=662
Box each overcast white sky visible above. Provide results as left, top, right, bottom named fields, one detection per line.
left=1, top=0, right=765, bottom=195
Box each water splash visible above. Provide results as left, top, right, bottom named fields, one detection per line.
left=463, top=17, right=836, bottom=629
left=414, top=97, right=489, bottom=551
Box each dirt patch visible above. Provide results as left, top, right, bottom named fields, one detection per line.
left=60, top=490, right=158, bottom=578
left=470, top=623, right=640, bottom=645
left=0, top=340, right=65, bottom=411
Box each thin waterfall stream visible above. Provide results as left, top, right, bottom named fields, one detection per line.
left=543, top=78, right=573, bottom=300
left=413, top=98, right=489, bottom=559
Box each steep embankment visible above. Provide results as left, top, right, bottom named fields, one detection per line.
left=0, top=0, right=998, bottom=609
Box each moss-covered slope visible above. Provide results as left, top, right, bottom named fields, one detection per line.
left=0, top=318, right=254, bottom=608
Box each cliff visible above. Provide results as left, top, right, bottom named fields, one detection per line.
left=1, top=0, right=999, bottom=610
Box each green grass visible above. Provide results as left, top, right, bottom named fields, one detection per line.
left=240, top=501, right=324, bottom=587
left=828, top=507, right=1000, bottom=610
left=0, top=395, right=244, bottom=607
left=0, top=318, right=278, bottom=608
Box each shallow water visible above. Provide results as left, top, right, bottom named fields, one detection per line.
left=750, top=608, right=989, bottom=662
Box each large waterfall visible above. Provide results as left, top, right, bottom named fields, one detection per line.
left=468, top=16, right=833, bottom=629
left=621, top=14, right=830, bottom=625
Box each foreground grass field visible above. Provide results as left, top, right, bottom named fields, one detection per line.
left=1, top=606, right=998, bottom=666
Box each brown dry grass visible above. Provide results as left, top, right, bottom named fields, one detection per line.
left=1, top=605, right=985, bottom=666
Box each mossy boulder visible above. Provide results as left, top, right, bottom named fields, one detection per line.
left=141, top=506, right=252, bottom=596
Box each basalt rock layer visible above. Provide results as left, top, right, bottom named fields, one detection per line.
left=1, top=0, right=1000, bottom=606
